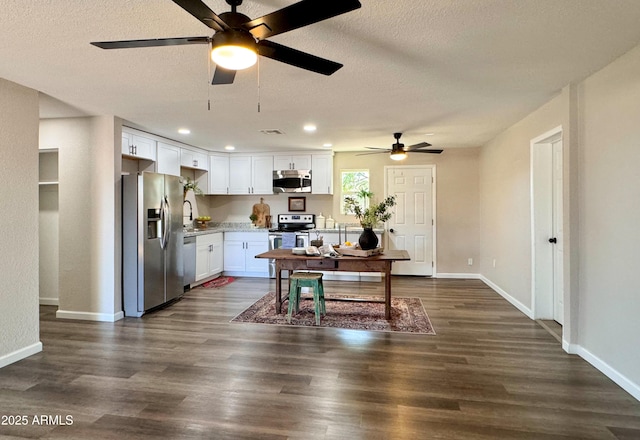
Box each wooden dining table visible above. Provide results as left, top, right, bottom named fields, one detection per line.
left=255, top=248, right=410, bottom=319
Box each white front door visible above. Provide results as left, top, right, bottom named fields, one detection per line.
left=385, top=166, right=435, bottom=276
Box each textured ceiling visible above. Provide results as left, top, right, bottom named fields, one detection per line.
left=3, top=0, right=640, bottom=154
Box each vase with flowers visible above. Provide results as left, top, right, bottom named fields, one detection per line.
left=344, top=190, right=396, bottom=250
left=182, top=177, right=202, bottom=199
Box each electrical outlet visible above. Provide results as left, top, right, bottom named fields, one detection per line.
left=492, top=259, right=497, bottom=268
left=468, top=258, right=473, bottom=266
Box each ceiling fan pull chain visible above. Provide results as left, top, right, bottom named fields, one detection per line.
left=257, top=56, right=261, bottom=113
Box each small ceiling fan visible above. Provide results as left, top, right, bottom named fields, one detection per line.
left=91, top=0, right=361, bottom=85
left=358, top=133, right=443, bottom=161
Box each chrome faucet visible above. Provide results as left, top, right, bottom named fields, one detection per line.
left=183, top=199, right=193, bottom=221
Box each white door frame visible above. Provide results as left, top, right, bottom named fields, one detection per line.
left=384, top=164, right=437, bottom=276
left=530, top=126, right=564, bottom=322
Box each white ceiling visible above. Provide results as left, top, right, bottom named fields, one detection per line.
left=4, top=0, right=640, bottom=154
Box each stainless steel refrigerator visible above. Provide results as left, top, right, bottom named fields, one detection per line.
left=122, top=172, right=183, bottom=317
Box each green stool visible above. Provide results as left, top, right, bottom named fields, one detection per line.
left=287, top=272, right=326, bottom=325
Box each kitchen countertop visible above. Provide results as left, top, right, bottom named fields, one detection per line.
left=183, top=222, right=270, bottom=237
left=183, top=222, right=385, bottom=238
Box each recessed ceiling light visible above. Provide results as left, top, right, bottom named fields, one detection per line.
left=178, top=128, right=191, bottom=134
left=323, top=143, right=333, bottom=148
left=224, top=145, right=235, bottom=151
left=303, top=124, right=317, bottom=132
left=424, top=133, right=435, bottom=136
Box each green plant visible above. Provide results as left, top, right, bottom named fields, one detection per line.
left=182, top=177, right=202, bottom=195
left=344, top=190, right=396, bottom=228
left=249, top=214, right=258, bottom=223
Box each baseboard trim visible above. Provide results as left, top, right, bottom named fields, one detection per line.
left=436, top=273, right=481, bottom=279
left=56, top=310, right=124, bottom=322
left=575, top=345, right=640, bottom=401
left=39, top=297, right=59, bottom=306
left=563, top=340, right=577, bottom=354
left=0, top=342, right=43, bottom=369
left=479, top=275, right=533, bottom=319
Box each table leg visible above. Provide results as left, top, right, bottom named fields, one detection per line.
left=275, top=263, right=282, bottom=314
left=384, top=262, right=391, bottom=320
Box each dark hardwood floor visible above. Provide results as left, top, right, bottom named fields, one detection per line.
left=1, top=277, right=639, bottom=439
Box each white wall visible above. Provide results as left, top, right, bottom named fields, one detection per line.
left=39, top=117, right=123, bottom=322
left=479, top=43, right=640, bottom=398
left=479, top=94, right=564, bottom=312
left=575, top=44, right=640, bottom=390
left=0, top=78, right=42, bottom=367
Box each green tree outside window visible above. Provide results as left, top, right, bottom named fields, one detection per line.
left=341, top=170, right=369, bottom=214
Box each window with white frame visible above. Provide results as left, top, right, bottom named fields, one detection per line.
left=340, top=169, right=369, bottom=214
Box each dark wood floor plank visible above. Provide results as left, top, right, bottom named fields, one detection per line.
left=1, top=276, right=639, bottom=439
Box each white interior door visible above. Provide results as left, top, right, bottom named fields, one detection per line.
left=552, top=139, right=564, bottom=324
left=531, top=128, right=564, bottom=325
left=385, top=166, right=434, bottom=276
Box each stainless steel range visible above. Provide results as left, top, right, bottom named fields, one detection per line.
left=268, top=214, right=315, bottom=278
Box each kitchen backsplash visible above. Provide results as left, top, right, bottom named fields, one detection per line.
left=204, top=193, right=337, bottom=224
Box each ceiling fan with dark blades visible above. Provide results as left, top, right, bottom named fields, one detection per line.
left=357, top=133, right=444, bottom=160
left=91, top=0, right=361, bottom=85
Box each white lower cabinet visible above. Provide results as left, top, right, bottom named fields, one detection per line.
left=223, top=231, right=269, bottom=277
left=195, top=233, right=223, bottom=282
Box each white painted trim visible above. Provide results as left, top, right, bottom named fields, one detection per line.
left=39, top=297, right=59, bottom=306
left=0, top=342, right=43, bottom=369
left=563, top=340, right=578, bottom=354
left=436, top=273, right=481, bottom=279
left=480, top=275, right=533, bottom=318
left=56, top=310, right=124, bottom=322
left=574, top=345, right=640, bottom=401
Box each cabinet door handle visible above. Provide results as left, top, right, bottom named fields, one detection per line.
left=194, top=160, right=198, bottom=167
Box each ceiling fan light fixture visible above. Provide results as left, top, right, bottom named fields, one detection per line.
left=211, top=31, right=257, bottom=70
left=390, top=150, right=407, bottom=161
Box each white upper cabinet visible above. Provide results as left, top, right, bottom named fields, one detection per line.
left=208, top=154, right=230, bottom=195
left=122, top=132, right=156, bottom=161
left=228, top=155, right=273, bottom=195
left=156, top=142, right=181, bottom=176
left=252, top=156, right=274, bottom=194
left=181, top=147, right=208, bottom=171
left=311, top=153, right=334, bottom=194
left=228, top=156, right=252, bottom=194
left=273, top=154, right=311, bottom=171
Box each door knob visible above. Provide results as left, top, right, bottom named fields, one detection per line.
left=548, top=237, right=557, bottom=243
left=389, top=228, right=394, bottom=233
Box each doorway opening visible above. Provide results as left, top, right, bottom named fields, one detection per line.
left=531, top=126, right=564, bottom=338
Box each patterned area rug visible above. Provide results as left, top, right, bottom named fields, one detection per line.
left=231, top=292, right=436, bottom=334
left=200, top=276, right=235, bottom=289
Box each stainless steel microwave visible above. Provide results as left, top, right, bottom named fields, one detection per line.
left=273, top=170, right=312, bottom=193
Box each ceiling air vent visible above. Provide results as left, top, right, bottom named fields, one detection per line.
left=260, top=129, right=285, bottom=135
